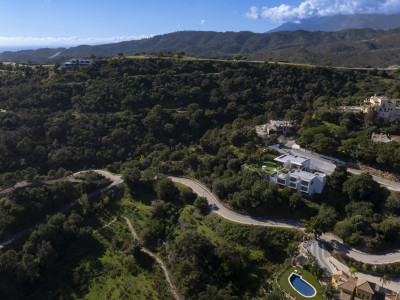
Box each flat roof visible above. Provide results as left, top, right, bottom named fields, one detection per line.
left=289, top=170, right=326, bottom=181
left=289, top=169, right=316, bottom=181
left=274, top=154, right=309, bottom=165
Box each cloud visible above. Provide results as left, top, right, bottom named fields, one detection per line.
left=246, top=0, right=400, bottom=23
left=0, top=35, right=152, bottom=47
left=200, top=19, right=206, bottom=25
left=245, top=6, right=260, bottom=19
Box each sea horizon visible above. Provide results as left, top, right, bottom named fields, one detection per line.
left=0, top=45, right=71, bottom=53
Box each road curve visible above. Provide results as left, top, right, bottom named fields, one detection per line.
left=168, top=176, right=305, bottom=230
left=322, top=233, right=400, bottom=265
left=169, top=176, right=400, bottom=265
left=170, top=176, right=400, bottom=292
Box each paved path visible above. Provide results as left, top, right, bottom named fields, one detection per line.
left=168, top=176, right=304, bottom=230
left=122, top=217, right=180, bottom=300
left=0, top=170, right=123, bottom=248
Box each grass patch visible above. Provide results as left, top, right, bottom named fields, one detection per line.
left=279, top=267, right=323, bottom=300
left=280, top=168, right=289, bottom=174
left=247, top=161, right=277, bottom=174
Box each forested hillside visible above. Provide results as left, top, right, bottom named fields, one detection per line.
left=1, top=57, right=400, bottom=298
left=2, top=28, right=400, bottom=67
left=1, top=58, right=397, bottom=186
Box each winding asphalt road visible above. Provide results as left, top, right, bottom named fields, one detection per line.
left=2, top=171, right=400, bottom=291
left=169, top=176, right=400, bottom=292
left=169, top=176, right=400, bottom=264
left=169, top=176, right=304, bottom=229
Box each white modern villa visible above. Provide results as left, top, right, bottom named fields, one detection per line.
left=269, top=154, right=326, bottom=196
left=62, top=58, right=93, bottom=71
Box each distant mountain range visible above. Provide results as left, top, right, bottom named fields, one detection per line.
left=269, top=13, right=400, bottom=32
left=2, top=27, right=400, bottom=68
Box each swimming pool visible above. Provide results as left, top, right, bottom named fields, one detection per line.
left=288, top=273, right=317, bottom=298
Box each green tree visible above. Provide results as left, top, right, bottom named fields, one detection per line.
left=321, top=282, right=333, bottom=299
left=349, top=266, right=357, bottom=276
left=194, top=196, right=209, bottom=214
left=155, top=177, right=178, bottom=202
left=385, top=193, right=400, bottom=216
left=284, top=110, right=304, bottom=123
left=305, top=215, right=325, bottom=239
left=36, top=240, right=57, bottom=265
left=342, top=173, right=382, bottom=203
left=79, top=193, right=89, bottom=215
left=329, top=165, right=350, bottom=190
left=122, top=167, right=141, bottom=189
left=380, top=274, right=390, bottom=287
left=311, top=134, right=339, bottom=155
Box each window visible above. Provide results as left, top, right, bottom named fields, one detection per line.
left=277, top=179, right=285, bottom=185
left=301, top=180, right=308, bottom=186
left=290, top=177, right=297, bottom=182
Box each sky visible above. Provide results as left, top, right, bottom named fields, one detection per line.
left=0, top=0, right=400, bottom=51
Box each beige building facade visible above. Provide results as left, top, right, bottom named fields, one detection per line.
left=363, top=95, right=400, bottom=122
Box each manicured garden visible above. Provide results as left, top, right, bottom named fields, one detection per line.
left=247, top=161, right=277, bottom=174
left=278, top=266, right=323, bottom=300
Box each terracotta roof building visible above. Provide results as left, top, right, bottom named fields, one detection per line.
left=332, top=271, right=400, bottom=300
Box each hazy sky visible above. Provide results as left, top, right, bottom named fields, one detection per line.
left=0, top=0, right=399, bottom=49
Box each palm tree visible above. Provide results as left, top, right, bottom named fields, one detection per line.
left=321, top=282, right=333, bottom=300
left=349, top=267, right=357, bottom=277
left=380, top=275, right=390, bottom=288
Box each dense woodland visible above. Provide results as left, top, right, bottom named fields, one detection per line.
left=1, top=58, right=400, bottom=297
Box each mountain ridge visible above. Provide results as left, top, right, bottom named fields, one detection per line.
left=1, top=28, right=400, bottom=68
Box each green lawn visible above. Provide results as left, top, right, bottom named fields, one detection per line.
left=248, top=161, right=277, bottom=174
left=279, top=267, right=323, bottom=300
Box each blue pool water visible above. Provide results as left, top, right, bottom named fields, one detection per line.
left=289, top=273, right=316, bottom=297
